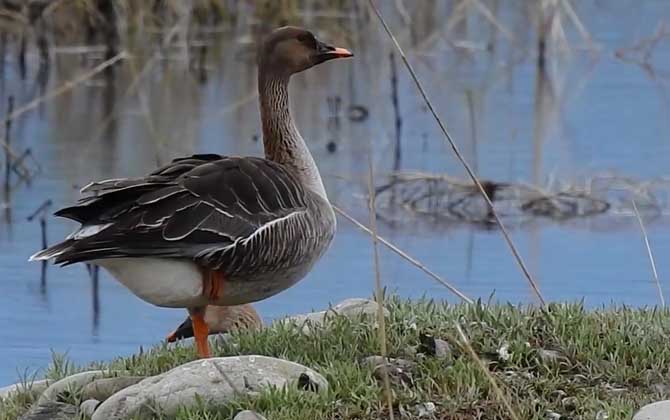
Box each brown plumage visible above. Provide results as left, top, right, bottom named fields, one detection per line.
left=31, top=26, right=352, bottom=359
left=166, top=304, right=262, bottom=343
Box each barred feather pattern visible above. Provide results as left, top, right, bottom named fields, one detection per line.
left=33, top=154, right=336, bottom=278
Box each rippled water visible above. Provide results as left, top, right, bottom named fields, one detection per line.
left=1, top=2, right=669, bottom=385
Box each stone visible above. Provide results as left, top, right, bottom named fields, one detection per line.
left=279, top=298, right=389, bottom=328
left=0, top=379, right=51, bottom=400
left=92, top=355, right=327, bottom=419
left=538, top=349, right=567, bottom=364
left=80, top=399, right=100, bottom=417
left=234, top=410, right=268, bottom=420
left=416, top=402, right=436, bottom=417
left=82, top=376, right=146, bottom=401
left=18, top=401, right=77, bottom=420
left=418, top=333, right=451, bottom=359
left=633, top=401, right=670, bottom=420
left=372, top=363, right=413, bottom=387
left=38, top=371, right=112, bottom=404
left=362, top=355, right=416, bottom=371
left=363, top=355, right=416, bottom=387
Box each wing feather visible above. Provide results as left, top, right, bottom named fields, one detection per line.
left=40, top=155, right=315, bottom=271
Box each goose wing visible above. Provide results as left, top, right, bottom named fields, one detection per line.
left=34, top=154, right=311, bottom=270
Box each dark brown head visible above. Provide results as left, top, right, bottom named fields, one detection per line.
left=259, top=26, right=353, bottom=76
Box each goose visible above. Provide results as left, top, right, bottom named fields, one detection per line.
left=166, top=304, right=262, bottom=343
left=30, top=26, right=352, bottom=358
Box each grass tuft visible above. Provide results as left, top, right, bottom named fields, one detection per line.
left=2, top=297, right=670, bottom=419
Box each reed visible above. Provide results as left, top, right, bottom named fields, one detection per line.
left=367, top=0, right=546, bottom=306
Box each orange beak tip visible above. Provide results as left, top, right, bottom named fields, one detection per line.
left=334, top=47, right=354, bottom=58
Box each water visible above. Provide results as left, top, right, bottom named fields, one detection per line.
left=1, top=2, right=670, bottom=385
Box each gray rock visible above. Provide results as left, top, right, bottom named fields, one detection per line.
left=92, top=355, right=327, bottom=419
left=80, top=399, right=100, bottom=417
left=418, top=333, right=451, bottom=359
left=362, top=355, right=416, bottom=371
left=234, top=410, right=268, bottom=420
left=19, top=401, right=77, bottom=420
left=279, top=298, right=389, bottom=328
left=38, top=371, right=110, bottom=404
left=634, top=401, right=670, bottom=420
left=538, top=349, right=568, bottom=364
left=82, top=376, right=146, bottom=401
left=0, top=379, right=51, bottom=400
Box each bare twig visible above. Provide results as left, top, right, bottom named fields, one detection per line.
left=334, top=205, right=473, bottom=304
left=632, top=200, right=664, bottom=307
left=367, top=0, right=546, bottom=306
left=455, top=323, right=521, bottom=420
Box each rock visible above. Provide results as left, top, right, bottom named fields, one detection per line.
left=92, top=356, right=327, bottom=419
left=38, top=371, right=111, bottom=404
left=82, top=376, right=146, bottom=401
left=362, top=355, right=416, bottom=371
left=80, top=399, right=100, bottom=417
left=633, top=401, right=670, bottom=420
left=279, top=298, right=389, bottom=328
left=373, top=363, right=413, bottom=387
left=19, top=401, right=77, bottom=420
left=418, top=333, right=451, bottom=359
left=538, top=349, right=568, bottom=364
left=416, top=402, right=436, bottom=417
left=363, top=355, right=416, bottom=387
left=0, top=379, right=51, bottom=400
left=234, top=410, right=268, bottom=420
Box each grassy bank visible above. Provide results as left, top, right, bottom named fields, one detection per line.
left=2, top=297, right=669, bottom=419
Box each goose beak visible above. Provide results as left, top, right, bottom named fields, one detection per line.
left=315, top=42, right=354, bottom=63
left=166, top=317, right=194, bottom=342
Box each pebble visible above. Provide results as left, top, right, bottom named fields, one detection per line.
left=278, top=298, right=389, bottom=330
left=234, top=410, right=268, bottom=420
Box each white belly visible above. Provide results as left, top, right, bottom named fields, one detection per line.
left=94, top=258, right=204, bottom=308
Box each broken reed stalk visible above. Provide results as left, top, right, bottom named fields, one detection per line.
left=367, top=0, right=546, bottom=306
left=390, top=52, right=402, bottom=173
left=366, top=137, right=395, bottom=420
left=334, top=205, right=473, bottom=304
left=455, top=323, right=521, bottom=420
left=87, top=264, right=101, bottom=329
left=3, top=96, right=13, bottom=193
left=27, top=199, right=52, bottom=292
left=632, top=200, right=665, bottom=307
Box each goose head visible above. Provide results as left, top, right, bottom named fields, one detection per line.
left=259, top=26, right=353, bottom=76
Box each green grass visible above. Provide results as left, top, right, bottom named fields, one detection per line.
left=2, top=297, right=670, bottom=419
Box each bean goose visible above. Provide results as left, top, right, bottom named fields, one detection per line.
left=166, top=304, right=262, bottom=343
left=30, top=26, right=353, bottom=358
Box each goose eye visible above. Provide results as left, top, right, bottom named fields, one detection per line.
left=297, top=33, right=317, bottom=49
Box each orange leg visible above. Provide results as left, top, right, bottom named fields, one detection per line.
left=207, top=270, right=225, bottom=303
left=188, top=307, right=211, bottom=358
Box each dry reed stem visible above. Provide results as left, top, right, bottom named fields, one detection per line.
left=367, top=0, right=546, bottom=306
left=366, top=135, right=395, bottom=420
left=333, top=205, right=473, bottom=304
left=455, top=323, right=521, bottom=420
left=632, top=200, right=665, bottom=307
